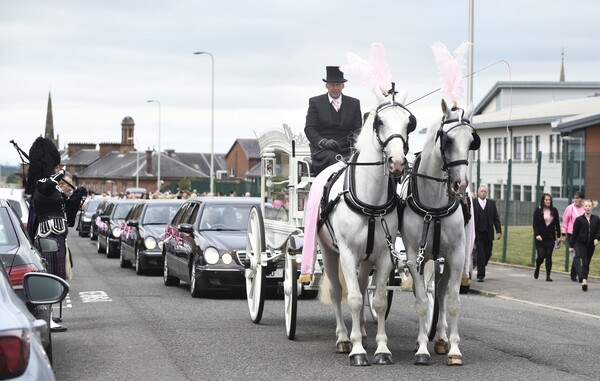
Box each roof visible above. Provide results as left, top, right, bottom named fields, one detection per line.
left=226, top=138, right=260, bottom=158
left=474, top=81, right=600, bottom=115
left=63, top=149, right=100, bottom=166
left=186, top=196, right=261, bottom=205
left=472, top=96, right=600, bottom=130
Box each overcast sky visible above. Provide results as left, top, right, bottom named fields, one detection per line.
left=1, top=0, right=598, bottom=166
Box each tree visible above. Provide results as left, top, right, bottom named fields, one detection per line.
left=178, top=177, right=191, bottom=192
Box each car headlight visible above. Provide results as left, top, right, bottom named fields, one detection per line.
left=221, top=253, right=232, bottom=265
left=158, top=241, right=164, bottom=250
left=144, top=236, right=157, bottom=250
left=112, top=227, right=121, bottom=237
left=204, top=247, right=220, bottom=265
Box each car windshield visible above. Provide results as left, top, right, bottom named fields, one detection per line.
left=114, top=204, right=135, bottom=219
left=143, top=205, right=179, bottom=225
left=200, top=204, right=252, bottom=230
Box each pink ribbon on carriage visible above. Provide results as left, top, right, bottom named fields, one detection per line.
left=299, top=163, right=344, bottom=283
left=95, top=216, right=107, bottom=231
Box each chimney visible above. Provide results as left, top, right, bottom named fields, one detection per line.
left=145, top=149, right=153, bottom=174
left=166, top=149, right=175, bottom=158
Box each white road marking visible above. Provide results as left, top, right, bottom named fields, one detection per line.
left=496, top=295, right=600, bottom=320
left=79, top=291, right=112, bottom=303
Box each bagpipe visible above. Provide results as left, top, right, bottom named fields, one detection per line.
left=9, top=139, right=76, bottom=191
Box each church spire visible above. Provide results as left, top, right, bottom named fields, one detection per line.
left=559, top=48, right=565, bottom=82
left=44, top=92, right=58, bottom=148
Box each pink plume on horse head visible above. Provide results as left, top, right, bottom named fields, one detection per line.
left=340, top=42, right=392, bottom=96
left=431, top=41, right=470, bottom=106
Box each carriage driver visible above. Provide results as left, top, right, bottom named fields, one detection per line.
left=304, top=66, right=363, bottom=176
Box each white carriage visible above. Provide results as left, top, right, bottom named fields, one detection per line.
left=243, top=124, right=440, bottom=342
left=244, top=124, right=322, bottom=339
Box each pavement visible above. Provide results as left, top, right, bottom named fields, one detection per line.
left=467, top=262, right=600, bottom=318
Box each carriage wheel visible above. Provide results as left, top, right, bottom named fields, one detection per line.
left=284, top=254, right=298, bottom=340
left=367, top=269, right=395, bottom=322
left=423, top=259, right=441, bottom=341
left=245, top=206, right=266, bottom=323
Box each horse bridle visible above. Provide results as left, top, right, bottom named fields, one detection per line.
left=373, top=101, right=416, bottom=156
left=436, top=108, right=480, bottom=171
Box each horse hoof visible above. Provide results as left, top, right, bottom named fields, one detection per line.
left=414, top=353, right=431, bottom=366
left=447, top=354, right=463, bottom=366
left=372, top=352, right=393, bottom=365
left=434, top=339, right=449, bottom=355
left=336, top=342, right=351, bottom=354
left=350, top=353, right=371, bottom=366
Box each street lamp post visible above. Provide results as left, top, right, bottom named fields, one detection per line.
left=127, top=137, right=140, bottom=188
left=147, top=100, right=161, bottom=192
left=193, top=51, right=215, bottom=195
left=563, top=136, right=583, bottom=191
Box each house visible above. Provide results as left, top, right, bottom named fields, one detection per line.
left=471, top=81, right=600, bottom=201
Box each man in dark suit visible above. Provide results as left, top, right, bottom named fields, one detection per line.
left=473, top=184, right=502, bottom=282
left=305, top=66, right=362, bottom=176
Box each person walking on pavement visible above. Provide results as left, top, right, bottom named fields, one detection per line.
left=304, top=66, right=362, bottom=176
left=561, top=191, right=584, bottom=281
left=532, top=193, right=561, bottom=281
left=569, top=199, right=600, bottom=292
left=473, top=184, right=502, bottom=282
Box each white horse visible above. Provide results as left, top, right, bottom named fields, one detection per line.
left=318, top=92, right=415, bottom=366
left=401, top=99, right=480, bottom=366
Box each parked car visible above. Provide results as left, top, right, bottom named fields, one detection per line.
left=0, top=187, right=30, bottom=230
left=119, top=199, right=185, bottom=275
left=162, top=197, right=261, bottom=297
left=0, top=259, right=69, bottom=380
left=0, top=198, right=59, bottom=361
left=97, top=199, right=144, bottom=258
left=90, top=199, right=110, bottom=241
left=77, top=197, right=106, bottom=237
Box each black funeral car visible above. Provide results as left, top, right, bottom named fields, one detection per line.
left=162, top=197, right=260, bottom=297
left=97, top=199, right=144, bottom=258
left=119, top=199, right=184, bottom=275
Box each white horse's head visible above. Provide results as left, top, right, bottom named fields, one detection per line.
left=435, top=99, right=480, bottom=196
left=356, top=92, right=415, bottom=176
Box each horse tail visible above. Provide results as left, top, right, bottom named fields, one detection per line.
left=318, top=263, right=348, bottom=305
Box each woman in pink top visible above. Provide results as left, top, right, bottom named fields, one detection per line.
left=562, top=191, right=584, bottom=281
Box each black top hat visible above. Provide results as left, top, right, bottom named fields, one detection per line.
left=322, top=66, right=347, bottom=83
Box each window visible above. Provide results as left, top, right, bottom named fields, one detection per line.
left=523, top=185, right=532, bottom=202
left=493, top=184, right=502, bottom=200
left=556, top=135, right=562, bottom=160
left=550, top=187, right=560, bottom=199
left=503, top=137, right=508, bottom=161
left=487, top=138, right=491, bottom=161
left=494, top=138, right=502, bottom=161
left=549, top=135, right=555, bottom=161
left=229, top=167, right=235, bottom=177
left=535, top=135, right=540, bottom=161
left=513, top=185, right=521, bottom=201
left=524, top=136, right=533, bottom=160
left=513, top=137, right=522, bottom=160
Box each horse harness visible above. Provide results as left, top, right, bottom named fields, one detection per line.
left=316, top=100, right=413, bottom=261
left=318, top=154, right=399, bottom=261
left=403, top=111, right=477, bottom=273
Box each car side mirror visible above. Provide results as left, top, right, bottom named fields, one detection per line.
left=127, top=220, right=139, bottom=228
left=23, top=273, right=70, bottom=305
left=35, top=237, right=59, bottom=253
left=178, top=223, right=194, bottom=234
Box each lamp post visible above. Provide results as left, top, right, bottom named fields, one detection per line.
left=147, top=100, right=161, bottom=192
left=193, top=51, right=215, bottom=195
left=127, top=137, right=140, bottom=188
left=563, top=136, right=583, bottom=191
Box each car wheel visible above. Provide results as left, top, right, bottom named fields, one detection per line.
left=120, top=246, right=132, bottom=268
left=163, top=254, right=179, bottom=287
left=135, top=247, right=145, bottom=275
left=97, top=236, right=105, bottom=253
left=190, top=255, right=201, bottom=298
